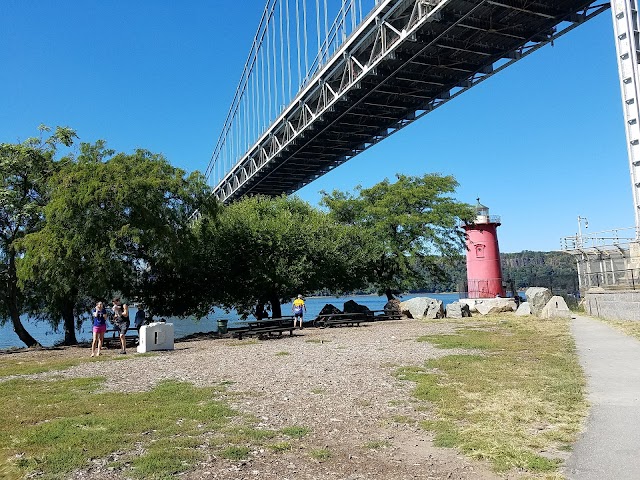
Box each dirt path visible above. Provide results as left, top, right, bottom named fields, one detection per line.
left=11, top=319, right=501, bottom=479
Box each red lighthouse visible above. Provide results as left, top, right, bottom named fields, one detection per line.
left=462, top=199, right=505, bottom=298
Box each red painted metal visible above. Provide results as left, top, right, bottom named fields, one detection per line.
left=462, top=202, right=505, bottom=298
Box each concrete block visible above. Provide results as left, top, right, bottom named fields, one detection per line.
left=137, top=322, right=174, bottom=353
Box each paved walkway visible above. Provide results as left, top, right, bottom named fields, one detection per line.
left=564, top=315, right=640, bottom=479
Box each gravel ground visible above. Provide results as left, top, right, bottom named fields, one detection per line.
left=7, top=319, right=504, bottom=480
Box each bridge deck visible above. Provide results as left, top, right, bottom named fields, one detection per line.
left=214, top=0, right=605, bottom=203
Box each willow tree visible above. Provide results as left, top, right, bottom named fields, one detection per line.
left=0, top=126, right=76, bottom=347
left=321, top=173, right=475, bottom=300
left=18, top=142, right=218, bottom=344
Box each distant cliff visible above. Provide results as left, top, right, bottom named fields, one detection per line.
left=501, top=251, right=577, bottom=292
left=413, top=251, right=578, bottom=294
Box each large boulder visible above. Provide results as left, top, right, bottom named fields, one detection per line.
left=515, top=302, right=532, bottom=316
left=400, top=297, right=434, bottom=319
left=458, top=298, right=480, bottom=313
left=540, top=296, right=572, bottom=319
left=446, top=302, right=471, bottom=319
left=425, top=299, right=445, bottom=319
left=343, top=300, right=371, bottom=315
left=475, top=298, right=518, bottom=315
left=384, top=299, right=402, bottom=315
left=525, top=287, right=553, bottom=317
left=315, top=303, right=342, bottom=321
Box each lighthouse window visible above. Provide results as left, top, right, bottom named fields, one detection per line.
left=475, top=244, right=485, bottom=258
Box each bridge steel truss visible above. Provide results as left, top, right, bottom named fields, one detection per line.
left=212, top=0, right=609, bottom=203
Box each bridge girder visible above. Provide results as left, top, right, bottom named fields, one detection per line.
left=213, top=0, right=609, bottom=203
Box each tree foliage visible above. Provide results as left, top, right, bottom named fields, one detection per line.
left=18, top=142, right=218, bottom=344
left=0, top=125, right=77, bottom=347
left=321, top=173, right=474, bottom=299
left=201, top=195, right=373, bottom=318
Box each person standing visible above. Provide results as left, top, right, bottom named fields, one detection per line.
left=91, top=301, right=107, bottom=357
left=112, top=298, right=130, bottom=354
left=134, top=304, right=146, bottom=331
left=292, top=294, right=306, bottom=329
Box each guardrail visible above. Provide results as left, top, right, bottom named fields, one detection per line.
left=581, top=268, right=640, bottom=290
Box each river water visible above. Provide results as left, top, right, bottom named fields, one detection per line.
left=0, top=293, right=460, bottom=350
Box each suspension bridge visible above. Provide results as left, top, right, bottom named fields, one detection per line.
left=206, top=0, right=638, bottom=229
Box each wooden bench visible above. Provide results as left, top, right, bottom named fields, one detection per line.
left=233, top=317, right=297, bottom=340
left=313, top=312, right=371, bottom=328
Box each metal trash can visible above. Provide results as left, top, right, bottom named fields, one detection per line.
left=217, top=319, right=228, bottom=335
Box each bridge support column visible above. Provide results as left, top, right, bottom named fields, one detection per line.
left=611, top=0, right=640, bottom=234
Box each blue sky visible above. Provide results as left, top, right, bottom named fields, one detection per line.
left=0, top=1, right=628, bottom=253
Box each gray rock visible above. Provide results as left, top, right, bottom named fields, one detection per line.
left=426, top=299, right=445, bottom=319
left=515, top=302, right=532, bottom=316
left=446, top=302, right=471, bottom=319
left=383, top=299, right=402, bottom=315
left=475, top=298, right=518, bottom=315
left=525, top=287, right=553, bottom=317
left=400, top=297, right=434, bottom=319
left=540, top=295, right=572, bottom=319
left=458, top=298, right=480, bottom=313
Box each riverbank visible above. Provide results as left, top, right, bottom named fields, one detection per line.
left=0, top=293, right=462, bottom=350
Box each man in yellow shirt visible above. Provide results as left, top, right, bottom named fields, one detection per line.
left=292, top=294, right=306, bottom=329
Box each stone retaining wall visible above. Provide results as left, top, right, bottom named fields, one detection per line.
left=584, top=290, right=640, bottom=321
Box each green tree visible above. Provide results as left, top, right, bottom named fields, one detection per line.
left=0, top=125, right=76, bottom=347
left=18, top=143, right=218, bottom=344
left=203, top=195, right=372, bottom=318
left=321, top=173, right=474, bottom=300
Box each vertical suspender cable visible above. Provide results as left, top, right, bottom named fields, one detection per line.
left=316, top=0, right=321, bottom=72
left=324, top=0, right=328, bottom=63
left=261, top=46, right=266, bottom=135
left=295, top=0, right=302, bottom=89
left=272, top=9, right=278, bottom=114
left=280, top=0, right=286, bottom=106
left=266, top=17, right=272, bottom=125
left=286, top=0, right=292, bottom=101
left=351, top=0, right=356, bottom=31
left=358, top=0, right=362, bottom=24
left=302, top=0, right=309, bottom=81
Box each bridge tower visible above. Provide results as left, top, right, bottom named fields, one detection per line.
left=462, top=200, right=505, bottom=299
left=611, top=0, right=640, bottom=231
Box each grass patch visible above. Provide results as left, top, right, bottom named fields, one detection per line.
left=310, top=388, right=325, bottom=395
left=0, top=378, right=235, bottom=478
left=275, top=351, right=291, bottom=356
left=0, top=376, right=306, bottom=479
left=309, top=448, right=331, bottom=460
left=600, top=318, right=640, bottom=341
left=399, top=316, right=587, bottom=476
left=304, top=339, right=330, bottom=344
left=363, top=440, right=391, bottom=449
left=0, top=353, right=136, bottom=377
left=280, top=425, right=310, bottom=438
left=220, top=446, right=251, bottom=461
left=268, top=441, right=292, bottom=453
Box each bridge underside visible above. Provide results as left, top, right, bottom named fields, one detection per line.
left=214, top=0, right=606, bottom=203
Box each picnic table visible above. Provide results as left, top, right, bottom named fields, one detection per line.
left=368, top=309, right=403, bottom=321
left=313, top=312, right=372, bottom=328
left=233, top=316, right=297, bottom=340
left=103, top=327, right=138, bottom=348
